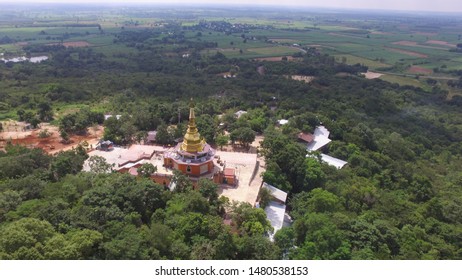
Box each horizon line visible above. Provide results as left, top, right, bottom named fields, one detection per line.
left=0, top=2, right=462, bottom=15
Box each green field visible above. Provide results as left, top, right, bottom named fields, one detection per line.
left=245, top=46, right=301, bottom=56
left=333, top=54, right=390, bottom=68
left=1, top=5, right=461, bottom=82
left=379, top=74, right=430, bottom=89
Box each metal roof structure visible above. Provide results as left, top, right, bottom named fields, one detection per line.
left=321, top=153, right=348, bottom=169
left=265, top=201, right=287, bottom=241
left=263, top=182, right=288, bottom=203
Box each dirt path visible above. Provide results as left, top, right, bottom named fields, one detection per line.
left=373, top=70, right=458, bottom=81
left=0, top=120, right=103, bottom=154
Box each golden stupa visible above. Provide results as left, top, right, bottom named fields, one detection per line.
left=180, top=99, right=205, bottom=153
left=163, top=98, right=215, bottom=176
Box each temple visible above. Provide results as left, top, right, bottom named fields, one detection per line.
left=163, top=99, right=215, bottom=176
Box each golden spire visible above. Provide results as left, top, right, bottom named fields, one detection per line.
left=181, top=99, right=203, bottom=153
left=188, top=98, right=196, bottom=125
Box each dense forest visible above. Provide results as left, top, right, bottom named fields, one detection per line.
left=0, top=145, right=277, bottom=259
left=1, top=11, right=461, bottom=259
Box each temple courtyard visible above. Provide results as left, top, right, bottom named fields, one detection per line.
left=84, top=144, right=265, bottom=205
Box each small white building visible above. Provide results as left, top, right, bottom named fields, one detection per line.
left=320, top=153, right=348, bottom=169
left=305, top=125, right=348, bottom=169
left=104, top=114, right=122, bottom=120
left=306, top=125, right=331, bottom=151
left=278, top=119, right=289, bottom=126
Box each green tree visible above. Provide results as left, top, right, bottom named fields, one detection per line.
left=409, top=175, right=434, bottom=203
left=60, top=129, right=70, bottom=144
left=221, top=112, right=237, bottom=128
left=290, top=189, right=341, bottom=219
left=245, top=108, right=269, bottom=133
left=231, top=202, right=272, bottom=236
left=120, top=117, right=137, bottom=143
left=171, top=170, right=193, bottom=193
left=37, top=102, right=53, bottom=122
left=103, top=114, right=136, bottom=144
left=261, top=162, right=292, bottom=192
left=143, top=223, right=173, bottom=258
left=0, top=190, right=22, bottom=221
left=88, top=155, right=112, bottom=174
left=173, top=122, right=187, bottom=140
left=132, top=109, right=161, bottom=131
left=0, top=146, right=51, bottom=181
left=260, top=128, right=307, bottom=192
left=102, top=116, right=121, bottom=143
left=398, top=225, right=434, bottom=259
left=236, top=235, right=280, bottom=259
left=347, top=217, right=392, bottom=259
left=258, top=187, right=272, bottom=209
left=17, top=109, right=26, bottom=121
left=0, top=218, right=56, bottom=259
left=304, top=157, right=326, bottom=190
left=190, top=236, right=218, bottom=260
left=38, top=129, right=51, bottom=138
left=43, top=229, right=103, bottom=259
left=155, top=123, right=173, bottom=145
left=29, top=117, right=41, bottom=129
left=135, top=131, right=147, bottom=144
left=292, top=213, right=351, bottom=260
left=274, top=227, right=295, bottom=258
left=196, top=114, right=217, bottom=143
left=230, top=127, right=255, bottom=148
left=50, top=147, right=88, bottom=181
left=198, top=178, right=219, bottom=203
left=166, top=191, right=210, bottom=217
left=215, top=134, right=229, bottom=150
left=102, top=223, right=148, bottom=259
left=137, top=163, right=157, bottom=177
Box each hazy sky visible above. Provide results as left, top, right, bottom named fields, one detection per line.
left=2, top=0, right=462, bottom=13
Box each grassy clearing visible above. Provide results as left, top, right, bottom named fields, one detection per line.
left=86, top=35, right=115, bottom=45
left=329, top=42, right=377, bottom=53
left=326, top=47, right=415, bottom=65
left=246, top=46, right=301, bottom=56
left=92, top=43, right=135, bottom=58
left=333, top=54, right=390, bottom=69
left=0, top=44, right=21, bottom=53
left=0, top=27, right=45, bottom=38
left=215, top=46, right=300, bottom=59
left=316, top=25, right=361, bottom=31
left=197, top=32, right=270, bottom=49
left=379, top=74, right=429, bottom=89
left=53, top=103, right=90, bottom=119
left=0, top=111, right=17, bottom=121
left=226, top=18, right=316, bottom=29
left=204, top=45, right=301, bottom=59
left=439, top=82, right=462, bottom=100
left=353, top=49, right=420, bottom=65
